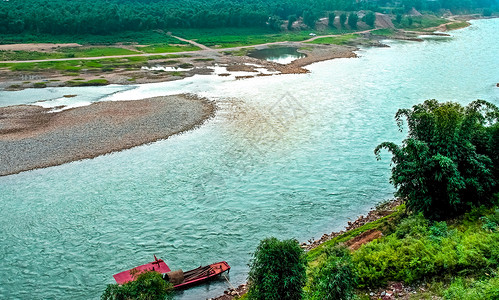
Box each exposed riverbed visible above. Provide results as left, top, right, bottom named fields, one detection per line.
left=0, top=19, right=498, bottom=300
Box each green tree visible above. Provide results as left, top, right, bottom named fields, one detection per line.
left=267, top=15, right=283, bottom=31
left=287, top=14, right=297, bottom=30
left=101, top=271, right=173, bottom=300
left=395, top=14, right=402, bottom=24
left=328, top=12, right=336, bottom=28
left=375, top=99, right=499, bottom=219
left=308, top=246, right=357, bottom=300
left=364, top=12, right=376, bottom=27
left=303, top=10, right=319, bottom=29
left=247, top=237, right=307, bottom=300
left=339, top=13, right=347, bottom=28
left=347, top=12, right=358, bottom=29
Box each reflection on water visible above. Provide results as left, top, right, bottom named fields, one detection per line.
left=247, top=47, right=306, bottom=64
left=0, top=19, right=498, bottom=300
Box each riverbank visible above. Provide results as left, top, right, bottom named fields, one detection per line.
left=0, top=94, right=215, bottom=176
left=0, top=16, right=470, bottom=91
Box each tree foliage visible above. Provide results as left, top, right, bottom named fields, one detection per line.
left=375, top=99, right=499, bottom=219
left=347, top=13, right=359, bottom=29
left=101, top=271, right=173, bottom=300
left=247, top=237, right=307, bottom=300
left=328, top=12, right=336, bottom=28
left=364, top=12, right=376, bottom=27
left=339, top=13, right=348, bottom=27
left=308, top=246, right=357, bottom=300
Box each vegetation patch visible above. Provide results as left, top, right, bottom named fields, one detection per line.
left=0, top=50, right=67, bottom=61
left=446, top=21, right=470, bottom=30
left=56, top=47, right=140, bottom=57
left=33, top=82, right=47, bottom=88
left=137, top=44, right=200, bottom=53
left=396, top=15, right=448, bottom=31
left=193, top=58, right=215, bottom=62
left=66, top=79, right=109, bottom=86
left=371, top=28, right=395, bottom=36
left=306, top=34, right=359, bottom=45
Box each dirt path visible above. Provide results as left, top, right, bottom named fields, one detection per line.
left=170, top=35, right=212, bottom=50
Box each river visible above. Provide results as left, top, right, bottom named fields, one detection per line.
left=0, top=19, right=498, bottom=300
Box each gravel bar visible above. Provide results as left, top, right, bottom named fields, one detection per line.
left=0, top=94, right=215, bottom=176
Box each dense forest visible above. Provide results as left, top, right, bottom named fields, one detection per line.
left=0, top=0, right=497, bottom=35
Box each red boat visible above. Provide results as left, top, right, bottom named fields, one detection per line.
left=113, top=256, right=230, bottom=289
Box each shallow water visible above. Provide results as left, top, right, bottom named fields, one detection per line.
left=247, top=46, right=306, bottom=64
left=0, top=19, right=498, bottom=300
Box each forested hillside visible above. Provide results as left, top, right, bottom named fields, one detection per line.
left=0, top=0, right=496, bottom=35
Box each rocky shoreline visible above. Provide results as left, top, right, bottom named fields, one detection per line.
left=0, top=94, right=215, bottom=176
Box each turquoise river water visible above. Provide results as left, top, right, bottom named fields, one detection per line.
left=0, top=19, right=498, bottom=300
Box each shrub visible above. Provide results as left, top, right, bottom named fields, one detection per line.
left=353, top=212, right=499, bottom=287
left=347, top=13, right=358, bottom=29
left=101, top=271, right=173, bottom=300
left=288, top=15, right=297, bottom=30
left=33, top=82, right=47, bottom=88
left=364, top=12, right=376, bottom=28
left=328, top=12, right=336, bottom=28
left=247, top=237, right=306, bottom=300
left=444, top=276, right=499, bottom=299
left=340, top=13, right=347, bottom=27
left=308, top=246, right=357, bottom=300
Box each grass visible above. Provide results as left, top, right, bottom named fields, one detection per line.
left=57, top=47, right=140, bottom=57
left=305, top=200, right=499, bottom=299
left=371, top=28, right=396, bottom=36
left=0, top=30, right=186, bottom=45
left=137, top=44, right=200, bottom=53
left=172, top=27, right=356, bottom=48
left=0, top=50, right=68, bottom=61
left=306, top=204, right=406, bottom=264
left=305, top=34, right=359, bottom=45
left=193, top=58, right=215, bottom=62
left=397, top=15, right=449, bottom=31
left=0, top=55, right=189, bottom=72
left=446, top=21, right=470, bottom=30
left=66, top=79, right=109, bottom=86
left=33, top=82, right=47, bottom=88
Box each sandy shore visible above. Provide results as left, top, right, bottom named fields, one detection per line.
left=0, top=94, right=215, bottom=176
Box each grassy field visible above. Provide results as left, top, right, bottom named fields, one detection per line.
left=396, top=15, right=449, bottom=31
left=371, top=28, right=396, bottom=36
left=305, top=34, right=359, bottom=45
left=172, top=27, right=357, bottom=48
left=57, top=47, right=140, bottom=57
left=136, top=44, right=200, bottom=53
left=0, top=45, right=200, bottom=61
left=0, top=30, right=186, bottom=45
left=446, top=21, right=470, bottom=30
left=0, top=54, right=188, bottom=73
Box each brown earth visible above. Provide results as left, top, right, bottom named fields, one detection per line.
left=0, top=43, right=82, bottom=52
